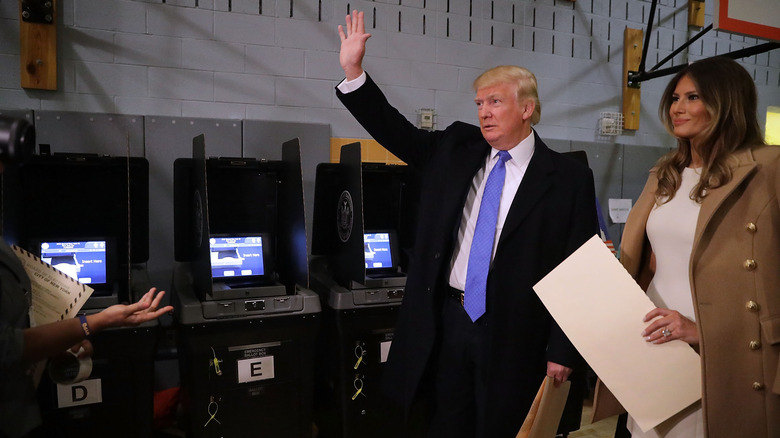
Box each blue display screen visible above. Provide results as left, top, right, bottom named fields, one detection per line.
left=40, top=240, right=108, bottom=285
left=209, top=236, right=266, bottom=279
left=364, top=232, right=394, bottom=269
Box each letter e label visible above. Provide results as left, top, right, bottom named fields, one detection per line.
left=237, top=356, right=275, bottom=383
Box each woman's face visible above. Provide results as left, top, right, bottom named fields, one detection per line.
left=669, top=75, right=711, bottom=147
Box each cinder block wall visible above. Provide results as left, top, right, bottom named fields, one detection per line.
left=1, top=0, right=778, bottom=147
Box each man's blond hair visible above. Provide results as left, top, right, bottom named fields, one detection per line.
left=473, top=65, right=541, bottom=125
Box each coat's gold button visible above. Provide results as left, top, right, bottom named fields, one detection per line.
left=753, top=382, right=765, bottom=391
left=744, top=259, right=757, bottom=270
left=746, top=222, right=757, bottom=233
left=746, top=301, right=760, bottom=312
left=749, top=341, right=762, bottom=350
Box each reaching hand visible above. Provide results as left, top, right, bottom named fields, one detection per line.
left=21, top=287, right=173, bottom=364
left=97, top=287, right=173, bottom=329
left=641, top=307, right=699, bottom=346
left=338, top=10, right=371, bottom=81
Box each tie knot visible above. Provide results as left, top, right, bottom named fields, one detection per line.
left=497, top=150, right=511, bottom=163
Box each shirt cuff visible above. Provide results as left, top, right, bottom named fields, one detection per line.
left=337, top=71, right=367, bottom=94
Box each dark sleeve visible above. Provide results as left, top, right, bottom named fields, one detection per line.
left=336, top=74, right=440, bottom=169
left=546, top=165, right=599, bottom=368
left=0, top=267, right=28, bottom=370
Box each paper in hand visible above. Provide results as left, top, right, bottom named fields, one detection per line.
left=13, top=244, right=93, bottom=326
left=533, top=235, right=701, bottom=432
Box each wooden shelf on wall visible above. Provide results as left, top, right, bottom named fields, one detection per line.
left=19, top=0, right=57, bottom=90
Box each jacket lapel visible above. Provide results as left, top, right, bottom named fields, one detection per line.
left=495, top=132, right=555, bottom=250
left=692, top=149, right=757, bottom=252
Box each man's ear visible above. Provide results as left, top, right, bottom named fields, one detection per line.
left=521, top=100, right=535, bottom=121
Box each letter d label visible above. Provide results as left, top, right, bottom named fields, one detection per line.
left=57, top=379, right=103, bottom=408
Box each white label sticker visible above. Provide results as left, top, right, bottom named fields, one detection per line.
left=380, top=341, right=392, bottom=363
left=56, top=378, right=103, bottom=408
left=608, top=198, right=633, bottom=224
left=237, top=356, right=275, bottom=383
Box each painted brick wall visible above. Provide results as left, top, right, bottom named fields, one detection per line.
left=1, top=0, right=778, bottom=147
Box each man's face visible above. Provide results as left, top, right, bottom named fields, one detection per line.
left=474, top=82, right=531, bottom=150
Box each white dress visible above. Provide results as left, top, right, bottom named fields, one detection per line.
left=628, top=167, right=705, bottom=438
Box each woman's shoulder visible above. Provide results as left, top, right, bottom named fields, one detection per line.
left=748, top=144, right=780, bottom=163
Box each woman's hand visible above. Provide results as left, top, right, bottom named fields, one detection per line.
left=94, top=287, right=173, bottom=330
left=642, top=307, right=699, bottom=346
left=68, top=339, right=93, bottom=358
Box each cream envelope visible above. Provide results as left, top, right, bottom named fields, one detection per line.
left=533, top=235, right=701, bottom=432
left=517, top=376, right=571, bottom=438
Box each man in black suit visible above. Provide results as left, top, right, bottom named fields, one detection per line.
left=336, top=11, right=599, bottom=437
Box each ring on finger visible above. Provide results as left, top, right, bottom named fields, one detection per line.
left=661, top=328, right=672, bottom=337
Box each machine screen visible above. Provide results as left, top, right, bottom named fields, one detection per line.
left=40, top=240, right=108, bottom=285
left=209, top=235, right=267, bottom=280
left=364, top=231, right=395, bottom=270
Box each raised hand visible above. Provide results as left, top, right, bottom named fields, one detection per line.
left=338, top=10, right=372, bottom=81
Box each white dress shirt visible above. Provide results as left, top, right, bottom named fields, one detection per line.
left=448, top=138, right=535, bottom=291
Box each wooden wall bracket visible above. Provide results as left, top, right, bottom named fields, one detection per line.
left=688, top=0, right=705, bottom=28
left=622, top=28, right=643, bottom=131
left=19, top=0, right=57, bottom=90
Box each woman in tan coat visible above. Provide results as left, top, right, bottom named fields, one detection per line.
left=618, top=56, right=780, bottom=437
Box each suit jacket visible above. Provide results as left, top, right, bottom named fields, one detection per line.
left=621, top=145, right=780, bottom=437
left=337, top=74, right=598, bottom=436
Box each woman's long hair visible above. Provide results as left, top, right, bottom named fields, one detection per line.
left=655, top=56, right=765, bottom=204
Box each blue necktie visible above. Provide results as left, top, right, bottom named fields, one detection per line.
left=464, top=150, right=511, bottom=322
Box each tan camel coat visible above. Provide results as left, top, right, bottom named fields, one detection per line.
left=614, top=145, right=780, bottom=437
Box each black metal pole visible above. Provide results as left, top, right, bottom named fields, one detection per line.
left=650, top=24, right=713, bottom=72
left=637, top=0, right=658, bottom=75
left=630, top=42, right=780, bottom=83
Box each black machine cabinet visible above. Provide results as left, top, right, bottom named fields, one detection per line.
left=1, top=152, right=158, bottom=438
left=173, top=135, right=320, bottom=438
left=310, top=143, right=422, bottom=438
left=30, top=323, right=158, bottom=438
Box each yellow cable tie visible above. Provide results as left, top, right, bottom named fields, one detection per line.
left=210, top=347, right=223, bottom=376
left=204, top=399, right=222, bottom=427
left=351, top=378, right=366, bottom=400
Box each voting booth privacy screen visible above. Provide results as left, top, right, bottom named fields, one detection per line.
left=311, top=149, right=420, bottom=288
left=173, top=135, right=320, bottom=438
left=173, top=136, right=309, bottom=305
left=2, top=154, right=149, bottom=302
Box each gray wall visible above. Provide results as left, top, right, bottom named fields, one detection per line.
left=1, top=0, right=777, bottom=145
left=1, top=0, right=778, bottom=285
